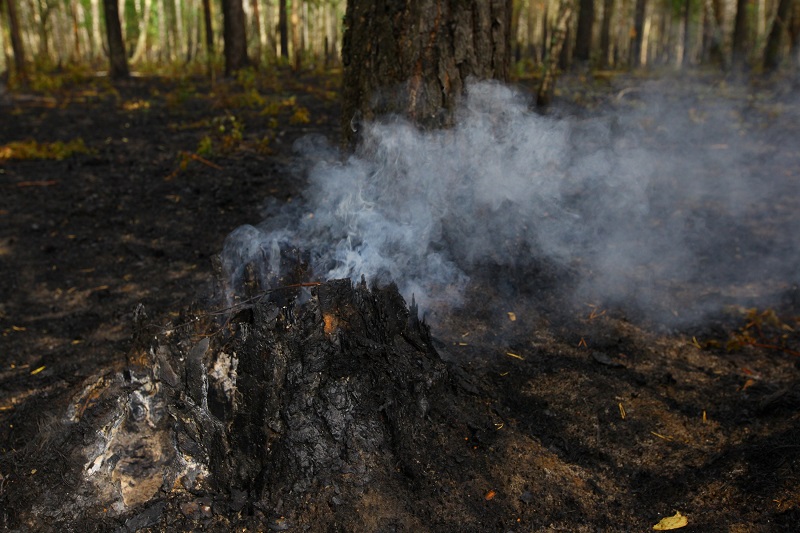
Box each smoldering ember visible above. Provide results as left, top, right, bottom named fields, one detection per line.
left=2, top=9, right=800, bottom=532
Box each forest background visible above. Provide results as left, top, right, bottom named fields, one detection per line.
left=1, top=0, right=798, bottom=91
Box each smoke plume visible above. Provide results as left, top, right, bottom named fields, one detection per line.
left=222, top=79, right=799, bottom=326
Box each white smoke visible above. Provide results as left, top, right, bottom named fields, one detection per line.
left=222, top=79, right=799, bottom=325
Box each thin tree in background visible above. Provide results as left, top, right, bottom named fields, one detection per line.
left=574, top=0, right=595, bottom=62
left=341, top=0, right=513, bottom=147
left=221, top=0, right=249, bottom=76
left=103, top=0, right=129, bottom=78
left=173, top=0, right=184, bottom=61
left=763, top=0, right=796, bottom=71
left=70, top=0, right=82, bottom=61
left=791, top=1, right=800, bottom=63
left=279, top=0, right=288, bottom=58
left=249, top=0, right=263, bottom=58
left=630, top=0, right=647, bottom=67
left=599, top=0, right=615, bottom=66
left=0, top=4, right=6, bottom=77
left=538, top=0, right=573, bottom=107
left=2, top=0, right=27, bottom=84
left=732, top=0, right=750, bottom=66
left=202, top=0, right=214, bottom=74
left=91, top=0, right=103, bottom=62
left=682, top=0, right=692, bottom=66
left=702, top=0, right=725, bottom=66
left=291, top=0, right=301, bottom=69
left=130, top=0, right=153, bottom=64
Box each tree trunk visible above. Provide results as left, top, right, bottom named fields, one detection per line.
left=103, top=0, right=128, bottom=79
left=702, top=0, right=725, bottom=66
left=791, top=0, right=800, bottom=63
left=600, top=0, right=615, bottom=66
left=629, top=0, right=647, bottom=67
left=4, top=0, right=27, bottom=83
left=249, top=0, right=262, bottom=59
left=185, top=0, right=195, bottom=61
left=511, top=0, right=523, bottom=63
left=202, top=0, right=214, bottom=76
left=542, top=1, right=549, bottom=63
left=279, top=0, right=288, bottom=58
left=70, top=0, right=82, bottom=61
left=574, top=0, right=595, bottom=61
left=682, top=0, right=692, bottom=66
left=538, top=0, right=573, bottom=107
left=527, top=0, right=539, bottom=62
left=130, top=0, right=152, bottom=64
left=31, top=0, right=49, bottom=64
left=732, top=0, right=750, bottom=66
left=763, top=0, right=795, bottom=70
left=159, top=0, right=170, bottom=61
left=173, top=0, right=184, bottom=62
left=91, top=0, right=103, bottom=61
left=222, top=0, right=249, bottom=76
left=0, top=11, right=5, bottom=75
left=341, top=0, right=513, bottom=147
left=291, top=0, right=300, bottom=69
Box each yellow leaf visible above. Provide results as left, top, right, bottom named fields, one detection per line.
left=653, top=511, right=688, bottom=530
left=30, top=366, right=46, bottom=375
left=507, top=312, right=517, bottom=321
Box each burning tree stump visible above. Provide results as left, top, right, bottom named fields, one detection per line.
left=6, top=280, right=493, bottom=530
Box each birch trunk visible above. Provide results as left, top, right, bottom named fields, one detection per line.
left=131, top=0, right=152, bottom=63
left=538, top=0, right=573, bottom=106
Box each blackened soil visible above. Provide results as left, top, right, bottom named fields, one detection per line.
left=1, top=70, right=799, bottom=532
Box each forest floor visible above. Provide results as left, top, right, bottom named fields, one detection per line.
left=0, top=67, right=799, bottom=531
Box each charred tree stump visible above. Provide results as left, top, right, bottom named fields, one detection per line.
left=2, top=280, right=493, bottom=530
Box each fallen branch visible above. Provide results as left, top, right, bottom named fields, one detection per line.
left=14, top=180, right=58, bottom=187
left=165, top=151, right=223, bottom=181
left=183, top=151, right=223, bottom=170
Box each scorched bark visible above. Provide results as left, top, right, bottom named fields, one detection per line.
left=2, top=280, right=495, bottom=530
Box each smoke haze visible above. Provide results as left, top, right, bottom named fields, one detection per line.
left=222, top=79, right=799, bottom=326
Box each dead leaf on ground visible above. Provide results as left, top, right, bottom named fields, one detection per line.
left=652, top=511, right=688, bottom=530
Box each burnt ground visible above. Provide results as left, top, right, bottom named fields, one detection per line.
left=0, top=68, right=799, bottom=531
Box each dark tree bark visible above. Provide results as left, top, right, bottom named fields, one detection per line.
left=574, top=0, right=595, bottom=62
left=629, top=0, right=648, bottom=67
left=202, top=0, right=214, bottom=55
left=221, top=0, right=249, bottom=76
left=791, top=1, right=800, bottom=62
left=542, top=2, right=549, bottom=62
left=341, top=0, right=513, bottom=147
left=599, top=0, right=615, bottom=67
left=702, top=0, right=725, bottom=67
left=279, top=0, right=288, bottom=58
left=202, top=0, right=214, bottom=77
left=763, top=0, right=795, bottom=71
left=682, top=0, right=692, bottom=66
left=103, top=0, right=129, bottom=80
left=732, top=0, right=750, bottom=66
left=3, top=0, right=27, bottom=83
